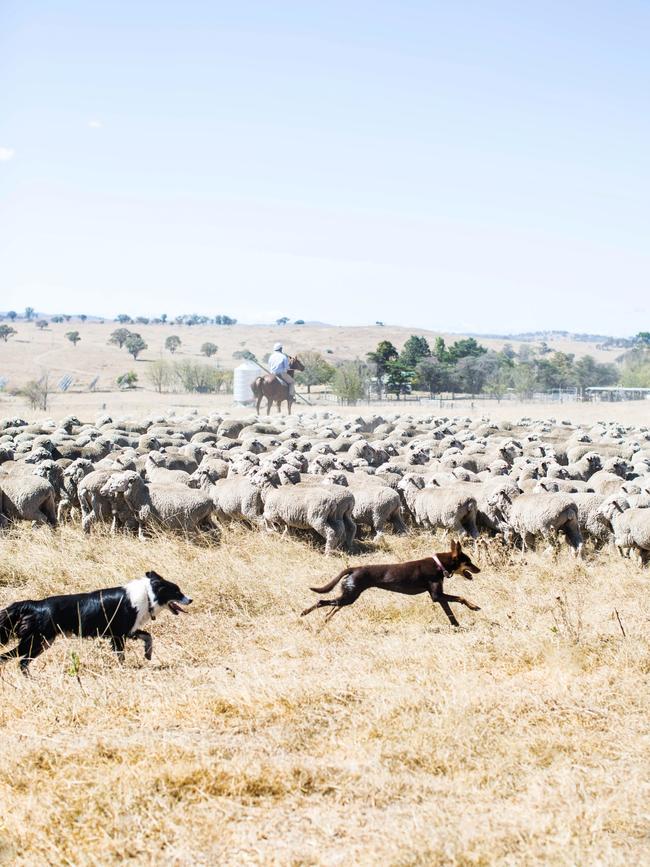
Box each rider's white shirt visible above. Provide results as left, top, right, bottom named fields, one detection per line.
left=268, top=351, right=289, bottom=374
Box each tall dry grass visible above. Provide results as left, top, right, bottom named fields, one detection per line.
left=0, top=525, right=648, bottom=865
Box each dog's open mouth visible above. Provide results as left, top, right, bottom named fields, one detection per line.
left=167, top=601, right=188, bottom=615
left=462, top=570, right=474, bottom=580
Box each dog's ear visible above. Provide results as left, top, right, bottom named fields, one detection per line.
left=146, top=570, right=163, bottom=582
left=450, top=539, right=458, bottom=556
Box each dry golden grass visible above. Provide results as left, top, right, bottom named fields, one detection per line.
left=0, top=525, right=649, bottom=864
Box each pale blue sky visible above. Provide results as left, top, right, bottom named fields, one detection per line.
left=1, top=1, right=648, bottom=334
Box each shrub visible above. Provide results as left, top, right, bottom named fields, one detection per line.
left=116, top=371, right=138, bottom=390
left=200, top=342, right=218, bottom=358
left=18, top=374, right=50, bottom=410
left=332, top=362, right=369, bottom=405
left=233, top=349, right=257, bottom=362
left=66, top=331, right=81, bottom=347
left=173, top=360, right=222, bottom=393
left=146, top=360, right=173, bottom=393
left=295, top=351, right=335, bottom=394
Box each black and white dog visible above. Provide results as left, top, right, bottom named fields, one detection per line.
left=0, top=570, right=192, bottom=673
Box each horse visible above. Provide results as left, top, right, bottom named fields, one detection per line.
left=251, top=356, right=305, bottom=415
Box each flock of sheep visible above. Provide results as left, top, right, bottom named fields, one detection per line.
left=1, top=410, right=650, bottom=563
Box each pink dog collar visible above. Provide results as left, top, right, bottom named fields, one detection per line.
left=432, top=553, right=451, bottom=579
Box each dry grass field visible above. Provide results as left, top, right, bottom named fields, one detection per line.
left=0, top=524, right=649, bottom=865
left=0, top=319, right=619, bottom=393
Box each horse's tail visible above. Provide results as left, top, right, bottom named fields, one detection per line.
left=250, top=377, right=263, bottom=399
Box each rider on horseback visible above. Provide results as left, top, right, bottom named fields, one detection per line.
left=268, top=342, right=295, bottom=397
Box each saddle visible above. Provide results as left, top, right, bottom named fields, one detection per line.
left=264, top=373, right=287, bottom=386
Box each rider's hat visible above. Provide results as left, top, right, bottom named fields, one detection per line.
left=273, top=342, right=283, bottom=351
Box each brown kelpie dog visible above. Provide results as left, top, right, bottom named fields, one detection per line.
left=301, top=540, right=481, bottom=627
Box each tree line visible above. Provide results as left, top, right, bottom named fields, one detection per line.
left=360, top=335, right=622, bottom=400
left=319, top=334, right=647, bottom=404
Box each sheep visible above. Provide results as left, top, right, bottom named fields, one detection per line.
left=571, top=493, right=612, bottom=547
left=599, top=498, right=650, bottom=563
left=57, top=458, right=94, bottom=522
left=398, top=475, right=479, bottom=539
left=505, top=492, right=582, bottom=552
left=533, top=479, right=594, bottom=495
left=100, top=471, right=216, bottom=538
left=144, top=453, right=192, bottom=486
left=473, top=477, right=522, bottom=536
left=322, top=471, right=406, bottom=539
left=228, top=452, right=260, bottom=477
left=255, top=469, right=356, bottom=554
left=587, top=471, right=626, bottom=496
left=78, top=469, right=125, bottom=533
left=31, top=460, right=65, bottom=499
left=198, top=475, right=264, bottom=527
left=564, top=452, right=602, bottom=481
left=146, top=449, right=198, bottom=474
left=189, top=457, right=230, bottom=488
left=0, top=475, right=57, bottom=527
left=347, top=439, right=376, bottom=464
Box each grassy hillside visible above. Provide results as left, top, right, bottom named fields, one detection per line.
left=0, top=320, right=620, bottom=393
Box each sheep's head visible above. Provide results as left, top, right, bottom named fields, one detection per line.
left=584, top=452, right=602, bottom=471
left=323, top=471, right=348, bottom=487
left=33, top=460, right=62, bottom=488
left=24, top=447, right=52, bottom=465
left=101, top=471, right=140, bottom=498
left=278, top=465, right=301, bottom=486
left=244, top=439, right=266, bottom=455
left=250, top=467, right=279, bottom=489
left=598, top=496, right=630, bottom=523
left=607, top=458, right=629, bottom=479
left=398, top=474, right=424, bottom=493
left=59, top=416, right=81, bottom=434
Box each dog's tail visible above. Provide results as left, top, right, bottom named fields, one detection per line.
left=310, top=566, right=355, bottom=594
left=0, top=602, right=33, bottom=645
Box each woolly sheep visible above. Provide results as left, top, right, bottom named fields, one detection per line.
left=323, top=471, right=406, bottom=539
left=101, top=471, right=216, bottom=538
left=255, top=469, right=356, bottom=554
left=505, top=492, right=582, bottom=552
left=398, top=475, right=478, bottom=538
left=599, top=498, right=650, bottom=563
left=0, top=474, right=57, bottom=527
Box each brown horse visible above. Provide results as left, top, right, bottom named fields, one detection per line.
left=251, top=356, right=305, bottom=415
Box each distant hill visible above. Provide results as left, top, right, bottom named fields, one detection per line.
left=0, top=319, right=626, bottom=395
